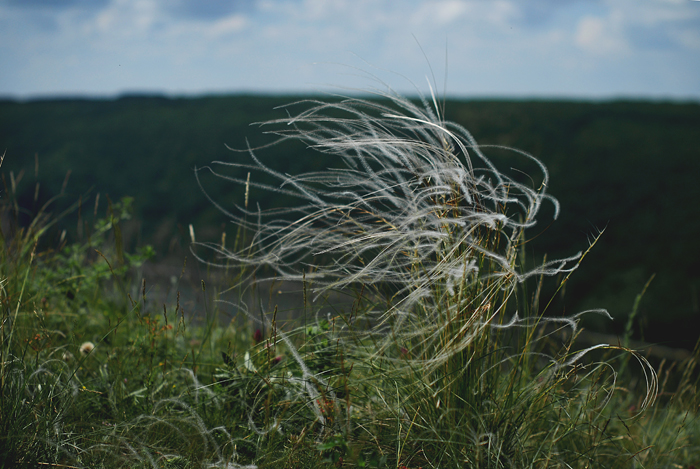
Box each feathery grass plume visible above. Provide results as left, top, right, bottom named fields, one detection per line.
left=196, top=81, right=660, bottom=466
left=197, top=85, right=584, bottom=346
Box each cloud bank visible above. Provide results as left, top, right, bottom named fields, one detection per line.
left=0, top=0, right=698, bottom=98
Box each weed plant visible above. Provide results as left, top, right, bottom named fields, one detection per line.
left=0, top=81, right=699, bottom=468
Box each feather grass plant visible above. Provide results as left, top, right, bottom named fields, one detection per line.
left=195, top=81, right=666, bottom=467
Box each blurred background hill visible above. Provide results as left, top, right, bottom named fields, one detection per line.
left=1, top=95, right=698, bottom=347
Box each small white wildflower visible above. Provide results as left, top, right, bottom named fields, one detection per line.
left=79, top=341, right=95, bottom=356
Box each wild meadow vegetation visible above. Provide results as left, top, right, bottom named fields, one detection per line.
left=1, top=88, right=699, bottom=468
left=3, top=95, right=700, bottom=345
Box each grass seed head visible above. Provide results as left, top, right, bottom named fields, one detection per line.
left=79, top=341, right=95, bottom=356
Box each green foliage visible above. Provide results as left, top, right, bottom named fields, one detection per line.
left=0, top=189, right=162, bottom=466
left=0, top=92, right=699, bottom=469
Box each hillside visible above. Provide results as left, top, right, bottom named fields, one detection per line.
left=1, top=95, right=698, bottom=347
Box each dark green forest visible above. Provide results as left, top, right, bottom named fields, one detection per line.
left=1, top=94, right=698, bottom=347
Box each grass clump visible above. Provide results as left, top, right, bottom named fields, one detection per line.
left=0, top=82, right=699, bottom=468
left=196, top=84, right=698, bottom=467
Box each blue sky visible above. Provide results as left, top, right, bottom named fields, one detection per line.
left=1, top=0, right=699, bottom=99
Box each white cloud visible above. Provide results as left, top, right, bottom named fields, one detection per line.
left=572, top=0, right=700, bottom=56
left=298, top=0, right=350, bottom=21
left=673, top=28, right=700, bottom=50
left=207, top=14, right=247, bottom=36
left=93, top=0, right=160, bottom=36
left=415, top=0, right=470, bottom=25
left=575, top=15, right=628, bottom=55
left=409, top=0, right=518, bottom=28
left=0, top=0, right=698, bottom=98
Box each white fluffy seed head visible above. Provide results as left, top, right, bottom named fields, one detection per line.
left=195, top=80, right=657, bottom=420
left=79, top=341, right=95, bottom=356
left=196, top=87, right=576, bottom=321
